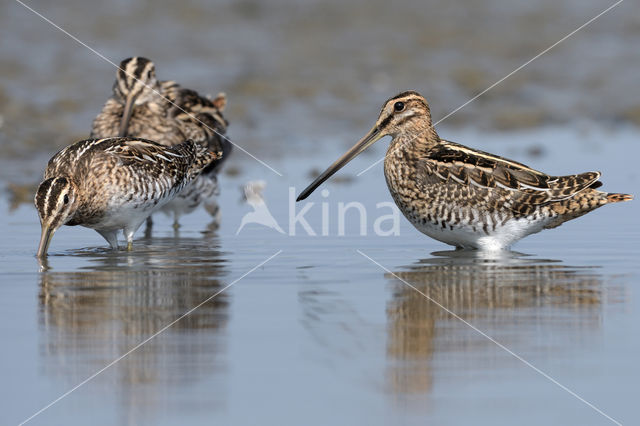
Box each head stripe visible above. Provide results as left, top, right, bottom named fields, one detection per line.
left=46, top=177, right=68, bottom=217
left=36, top=177, right=54, bottom=217
left=115, top=57, right=155, bottom=99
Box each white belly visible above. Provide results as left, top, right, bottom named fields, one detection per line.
left=87, top=190, right=175, bottom=232
left=159, top=174, right=218, bottom=219
left=409, top=215, right=550, bottom=250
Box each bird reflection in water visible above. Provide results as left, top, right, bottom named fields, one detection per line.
left=38, top=237, right=229, bottom=422
left=385, top=250, right=623, bottom=398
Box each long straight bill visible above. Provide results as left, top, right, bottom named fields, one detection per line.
left=296, top=126, right=383, bottom=201
left=36, top=226, right=53, bottom=258
left=118, top=93, right=136, bottom=136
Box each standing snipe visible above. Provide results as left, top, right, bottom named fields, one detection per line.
left=35, top=137, right=218, bottom=257
left=91, top=57, right=231, bottom=228
left=297, top=91, right=633, bottom=250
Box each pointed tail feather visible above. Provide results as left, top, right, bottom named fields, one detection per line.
left=181, top=140, right=221, bottom=170
left=607, top=193, right=633, bottom=203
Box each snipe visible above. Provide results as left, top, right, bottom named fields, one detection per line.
left=297, top=91, right=632, bottom=250
left=35, top=137, right=218, bottom=257
left=91, top=57, right=231, bottom=229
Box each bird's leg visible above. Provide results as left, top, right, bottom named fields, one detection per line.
left=144, top=216, right=153, bottom=239
left=123, top=227, right=136, bottom=251
left=172, top=212, right=180, bottom=230
left=205, top=201, right=221, bottom=227
left=96, top=230, right=119, bottom=250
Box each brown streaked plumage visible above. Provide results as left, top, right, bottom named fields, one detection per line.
left=91, top=57, right=231, bottom=228
left=297, top=91, right=633, bottom=250
left=34, top=137, right=218, bottom=257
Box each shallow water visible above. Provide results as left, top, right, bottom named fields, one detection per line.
left=0, top=127, right=638, bottom=425
left=2, top=1, right=639, bottom=423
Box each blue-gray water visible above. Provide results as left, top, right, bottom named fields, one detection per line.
left=0, top=127, right=638, bottom=425
left=2, top=0, right=640, bottom=423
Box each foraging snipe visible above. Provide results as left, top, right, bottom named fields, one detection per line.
left=35, top=137, right=218, bottom=257
left=297, top=91, right=633, bottom=250
left=91, top=57, right=231, bottom=228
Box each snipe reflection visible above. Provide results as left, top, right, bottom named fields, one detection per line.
left=38, top=237, right=229, bottom=421
left=385, top=250, right=622, bottom=396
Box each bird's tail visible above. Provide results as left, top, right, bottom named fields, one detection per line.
left=545, top=189, right=631, bottom=229
left=607, top=193, right=633, bottom=203
left=177, top=140, right=221, bottom=174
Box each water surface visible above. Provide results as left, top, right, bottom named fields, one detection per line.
left=0, top=127, right=638, bottom=425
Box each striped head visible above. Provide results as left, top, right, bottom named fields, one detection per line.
left=34, top=177, right=78, bottom=257
left=296, top=91, right=436, bottom=201
left=113, top=57, right=159, bottom=136
left=373, top=91, right=434, bottom=137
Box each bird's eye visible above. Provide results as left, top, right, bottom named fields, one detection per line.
left=63, top=194, right=69, bottom=204
left=147, top=70, right=153, bottom=79
left=394, top=101, right=405, bottom=112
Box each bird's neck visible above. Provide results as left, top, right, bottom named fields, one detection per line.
left=387, top=124, right=440, bottom=160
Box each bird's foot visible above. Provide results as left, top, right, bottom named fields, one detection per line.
left=144, top=217, right=154, bottom=239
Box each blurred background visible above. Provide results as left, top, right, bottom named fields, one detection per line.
left=1, top=0, right=639, bottom=182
